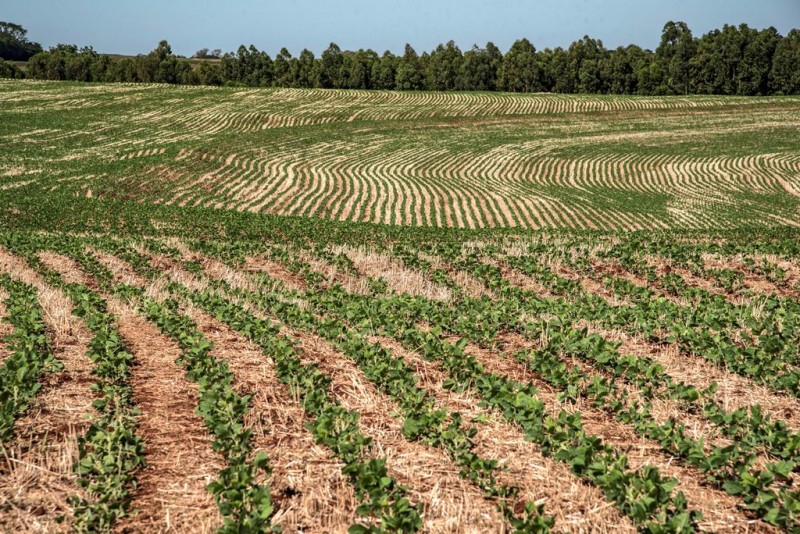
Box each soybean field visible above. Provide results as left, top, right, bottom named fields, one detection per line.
left=2, top=81, right=800, bottom=230
left=2, top=80, right=800, bottom=533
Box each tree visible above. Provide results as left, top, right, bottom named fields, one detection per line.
left=224, top=45, right=273, bottom=86
left=691, top=24, right=774, bottom=95
left=194, top=48, right=222, bottom=59
left=134, top=40, right=173, bottom=82
left=27, top=47, right=65, bottom=80
left=458, top=42, right=502, bottom=91
left=343, top=49, right=378, bottom=89
left=426, top=40, right=462, bottom=90
left=320, top=43, right=344, bottom=88
left=25, top=44, right=111, bottom=82
left=105, top=57, right=138, bottom=82
left=295, top=49, right=317, bottom=88
left=548, top=47, right=573, bottom=93
left=691, top=29, right=722, bottom=93
left=499, top=38, right=540, bottom=92
left=485, top=42, right=504, bottom=89
left=0, top=21, right=42, bottom=61
left=156, top=56, right=180, bottom=84
left=656, top=21, right=696, bottom=94
left=66, top=46, right=98, bottom=82
left=636, top=53, right=665, bottom=95
left=371, top=50, right=398, bottom=90
left=739, top=27, right=781, bottom=95
left=0, top=58, right=24, bottom=79
left=771, top=29, right=800, bottom=94
left=7, top=21, right=796, bottom=94
left=198, top=61, right=224, bottom=85
left=568, top=36, right=609, bottom=93
left=395, top=44, right=423, bottom=90
left=0, top=22, right=26, bottom=43
left=273, top=48, right=294, bottom=87
left=248, top=46, right=274, bottom=86
left=608, top=45, right=648, bottom=94
left=152, top=40, right=172, bottom=63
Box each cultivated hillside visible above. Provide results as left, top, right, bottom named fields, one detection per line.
left=3, top=80, right=800, bottom=230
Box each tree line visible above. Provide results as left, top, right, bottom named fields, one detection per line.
left=2, top=21, right=799, bottom=95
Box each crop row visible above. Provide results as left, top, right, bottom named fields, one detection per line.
left=169, top=238, right=701, bottom=532
left=0, top=273, right=61, bottom=441
left=196, top=236, right=800, bottom=529
left=1, top=234, right=144, bottom=531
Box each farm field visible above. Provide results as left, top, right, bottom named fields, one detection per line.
left=2, top=80, right=800, bottom=230
left=1, top=225, right=800, bottom=532
left=3, top=80, right=800, bottom=533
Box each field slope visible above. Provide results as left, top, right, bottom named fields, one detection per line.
left=1, top=227, right=800, bottom=532
left=2, top=81, right=800, bottom=532
left=2, top=80, right=800, bottom=230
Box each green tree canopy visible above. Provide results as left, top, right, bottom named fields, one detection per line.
left=771, top=29, right=800, bottom=94
left=657, top=21, right=696, bottom=94
left=0, top=21, right=42, bottom=61
left=500, top=38, right=540, bottom=92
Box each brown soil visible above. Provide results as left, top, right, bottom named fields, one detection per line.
left=704, top=253, right=800, bottom=300
left=370, top=335, right=638, bottom=533
left=497, top=257, right=800, bottom=432
left=501, top=327, right=734, bottom=450
left=453, top=337, right=772, bottom=533
left=0, top=249, right=96, bottom=532
left=0, top=290, right=11, bottom=366
left=282, top=326, right=506, bottom=532
left=36, top=251, right=225, bottom=532
left=492, top=259, right=554, bottom=297
left=242, top=256, right=309, bottom=292
left=603, top=326, right=800, bottom=431
left=180, top=307, right=361, bottom=532
left=296, top=250, right=372, bottom=295
left=419, top=251, right=492, bottom=300
left=93, top=245, right=361, bottom=531
left=107, top=301, right=224, bottom=533
left=92, top=240, right=786, bottom=531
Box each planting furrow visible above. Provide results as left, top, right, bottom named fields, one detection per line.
left=186, top=308, right=361, bottom=532
left=452, top=252, right=800, bottom=451
left=276, top=245, right=800, bottom=530
left=501, top=252, right=800, bottom=400
left=419, top=251, right=800, bottom=526
left=0, top=242, right=146, bottom=532
left=371, top=335, right=638, bottom=533
left=195, top=252, right=700, bottom=531
left=106, top=302, right=225, bottom=532
left=489, top=255, right=800, bottom=433
left=585, top=323, right=800, bottom=432
left=90, top=241, right=425, bottom=532
left=0, top=274, right=61, bottom=443
left=0, top=255, right=94, bottom=532
left=38, top=252, right=225, bottom=532
left=283, top=327, right=508, bottom=532
left=93, top=247, right=363, bottom=532
left=70, top=246, right=309, bottom=531
left=0, top=289, right=10, bottom=366
left=335, top=246, right=452, bottom=301
left=454, top=334, right=775, bottom=532
left=301, top=285, right=753, bottom=531
left=133, top=246, right=558, bottom=531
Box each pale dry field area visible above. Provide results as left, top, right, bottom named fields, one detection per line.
left=2, top=81, right=800, bottom=231
left=2, top=228, right=800, bottom=532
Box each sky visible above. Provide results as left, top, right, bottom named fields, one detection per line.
left=3, top=0, right=799, bottom=57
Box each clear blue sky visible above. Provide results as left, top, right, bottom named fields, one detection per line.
left=3, top=0, right=799, bottom=57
